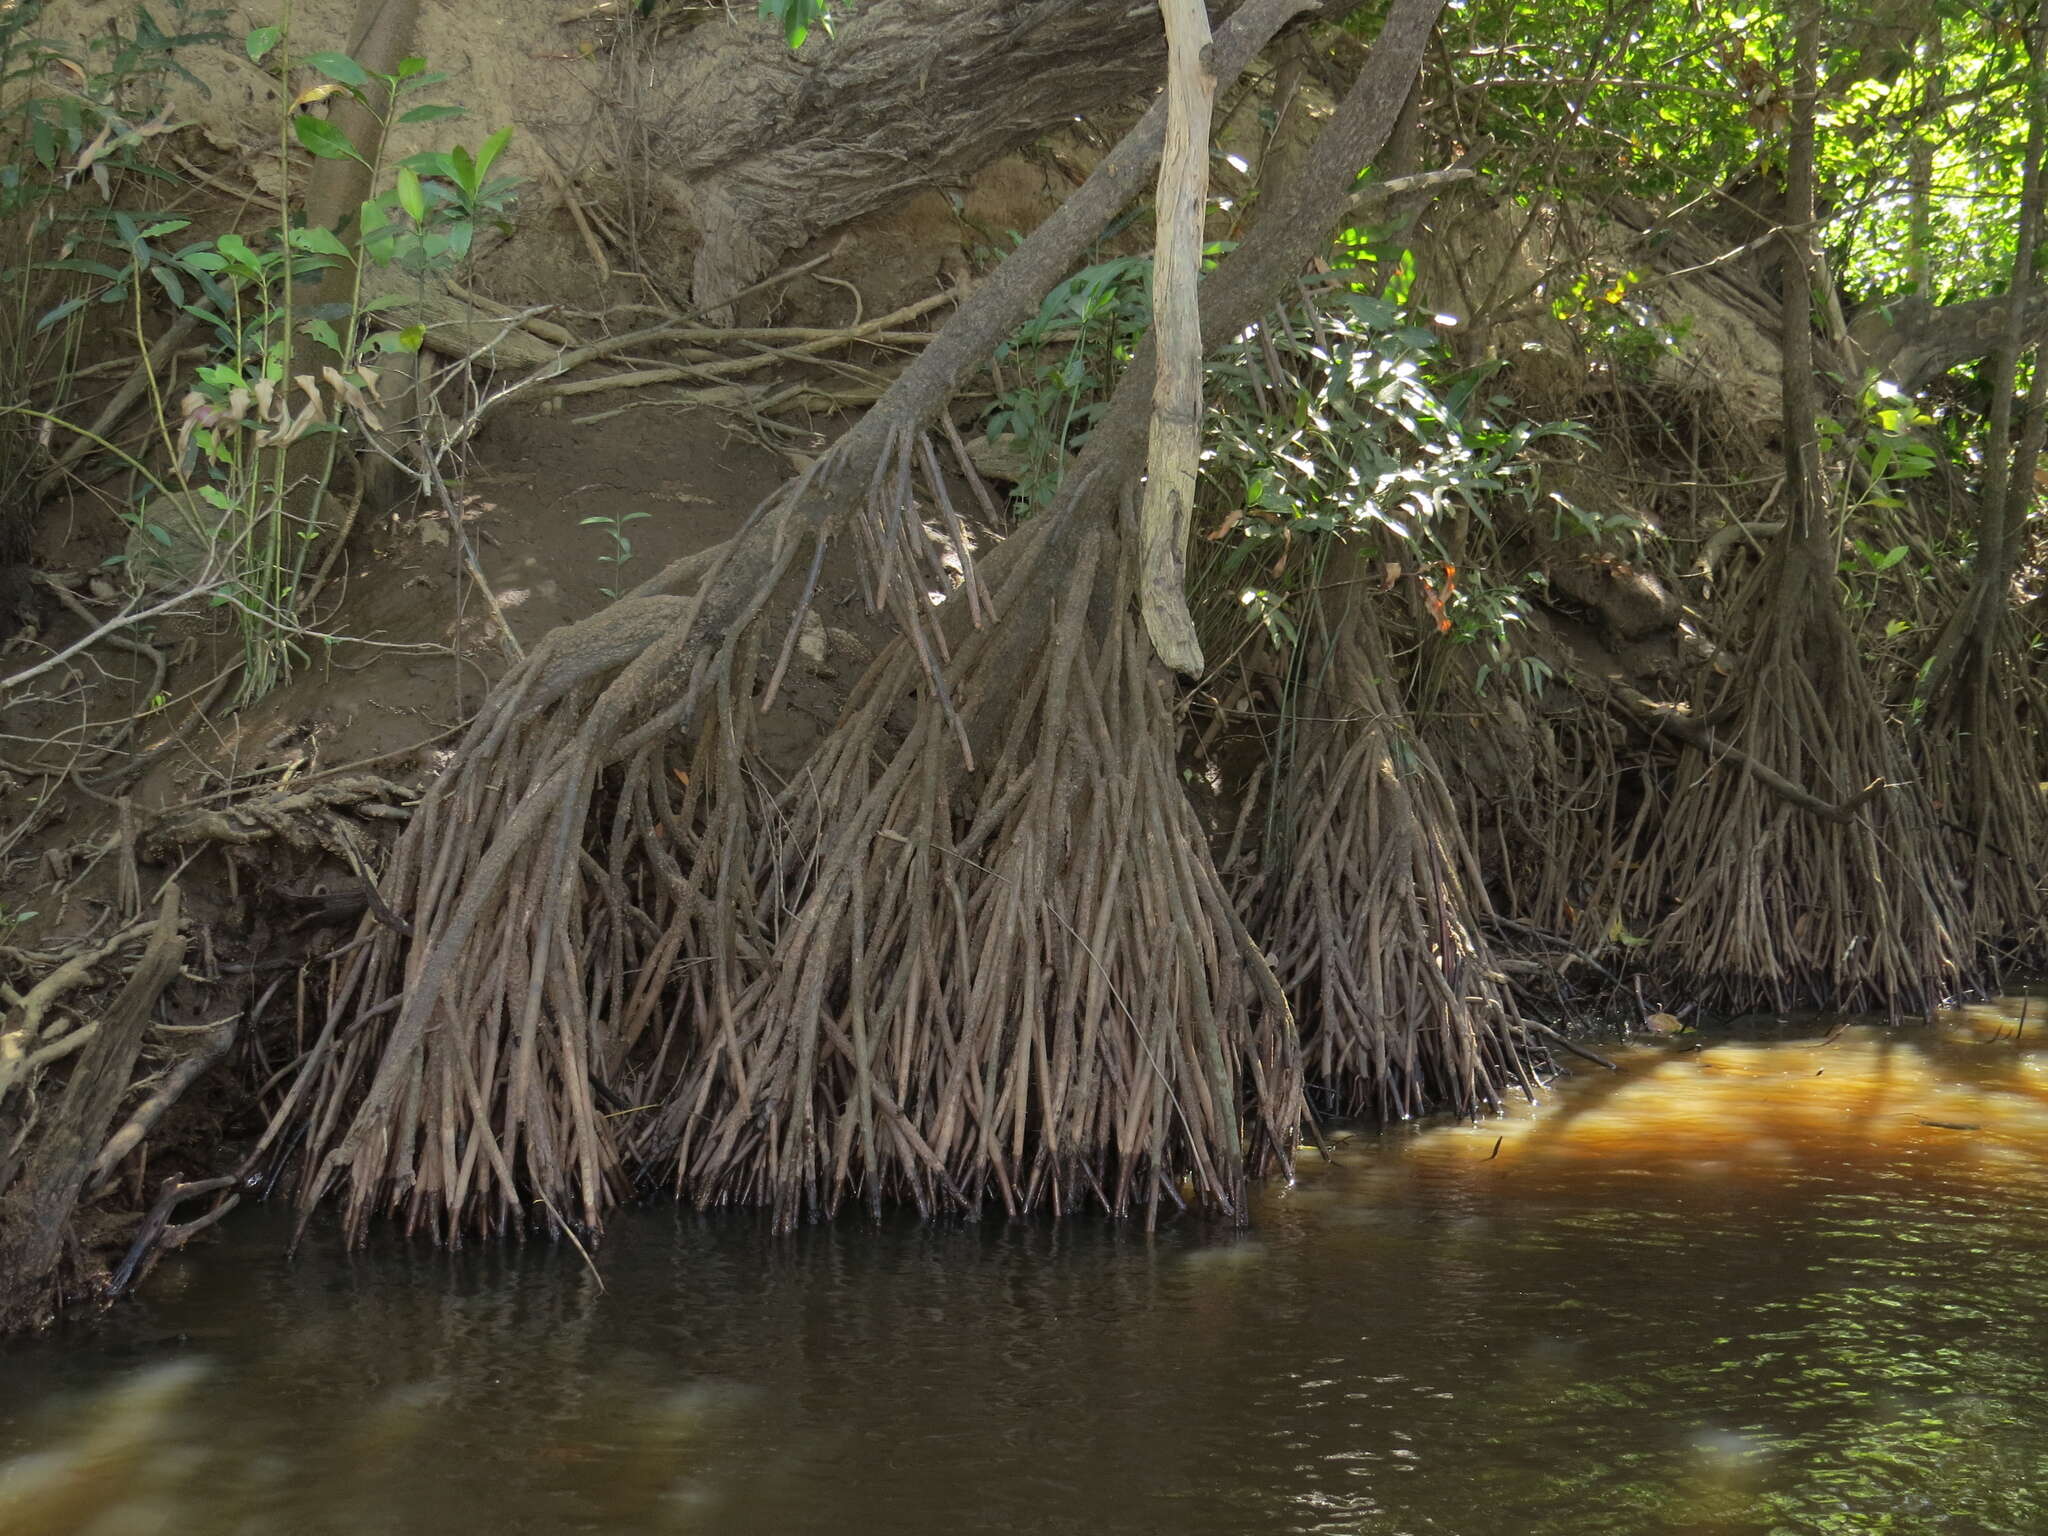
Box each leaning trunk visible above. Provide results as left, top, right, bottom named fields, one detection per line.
left=1634, top=5, right=1971, bottom=1011
left=255, top=0, right=1447, bottom=1241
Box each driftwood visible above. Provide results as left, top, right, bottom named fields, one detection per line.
left=1589, top=674, right=1883, bottom=826
left=88, top=1016, right=241, bottom=1194
left=105, top=1174, right=240, bottom=1301
left=0, top=886, right=186, bottom=1331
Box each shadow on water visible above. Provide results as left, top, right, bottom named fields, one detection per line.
left=7, top=1003, right=2048, bottom=1535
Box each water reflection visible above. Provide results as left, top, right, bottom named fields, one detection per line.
left=6, top=1010, right=2048, bottom=1534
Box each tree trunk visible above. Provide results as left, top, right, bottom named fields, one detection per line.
left=1906, top=12, right=2048, bottom=953
left=1636, top=4, right=1973, bottom=1010
left=260, top=0, right=1451, bottom=1241
left=1916, top=13, right=2046, bottom=706
left=289, top=0, right=423, bottom=517
left=1138, top=0, right=1216, bottom=675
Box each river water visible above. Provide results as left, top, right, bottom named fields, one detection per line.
left=5, top=1002, right=2048, bottom=1535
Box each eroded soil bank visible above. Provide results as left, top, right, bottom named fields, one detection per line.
left=8, top=0, right=2043, bottom=1334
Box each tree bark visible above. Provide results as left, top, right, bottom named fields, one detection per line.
left=298, top=0, right=424, bottom=315
left=291, top=0, right=423, bottom=514
left=1773, top=0, right=1826, bottom=609
left=1053, top=0, right=1449, bottom=512
left=1850, top=289, right=2048, bottom=390
left=1913, top=12, right=2047, bottom=709
left=672, top=0, right=1191, bottom=313
left=1138, top=0, right=1217, bottom=675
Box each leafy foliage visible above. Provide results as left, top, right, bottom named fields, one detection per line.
left=0, top=1, right=224, bottom=217
left=16, top=18, right=523, bottom=699
left=986, top=234, right=1577, bottom=658
left=757, top=0, right=836, bottom=50
left=1201, top=283, right=1583, bottom=659
left=984, top=252, right=1156, bottom=513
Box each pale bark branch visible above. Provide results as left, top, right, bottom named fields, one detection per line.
left=1139, top=0, right=1217, bottom=676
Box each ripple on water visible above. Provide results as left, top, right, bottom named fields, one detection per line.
left=7, top=1019, right=2048, bottom=1535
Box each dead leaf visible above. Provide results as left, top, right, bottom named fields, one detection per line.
left=69, top=107, right=182, bottom=180
left=1206, top=506, right=1246, bottom=541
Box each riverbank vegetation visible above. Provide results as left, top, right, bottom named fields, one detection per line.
left=1, top=0, right=2043, bottom=1327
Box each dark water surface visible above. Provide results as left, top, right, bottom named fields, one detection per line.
left=7, top=1004, right=2048, bottom=1535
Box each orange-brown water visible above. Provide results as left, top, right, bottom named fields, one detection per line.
left=6, top=1004, right=2048, bottom=1535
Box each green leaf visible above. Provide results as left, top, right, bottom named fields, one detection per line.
left=293, top=114, right=363, bottom=163
left=394, top=55, right=428, bottom=79
left=397, top=165, right=427, bottom=224
left=397, top=103, right=465, bottom=125
left=150, top=263, right=186, bottom=307
left=37, top=257, right=125, bottom=279
left=139, top=219, right=191, bottom=240
left=215, top=231, right=261, bottom=269
left=288, top=224, right=351, bottom=256
left=474, top=125, right=514, bottom=184
left=245, top=25, right=281, bottom=63
left=300, top=316, right=344, bottom=355
left=301, top=50, right=371, bottom=88
left=33, top=295, right=87, bottom=332
left=400, top=150, right=457, bottom=179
